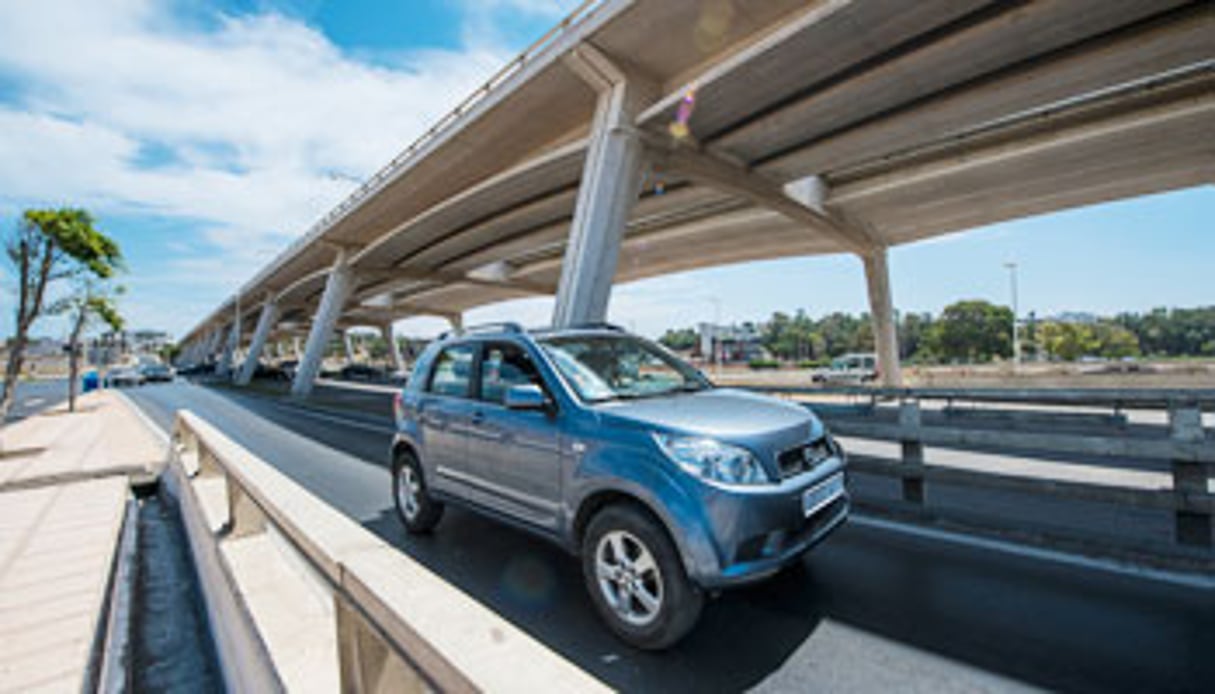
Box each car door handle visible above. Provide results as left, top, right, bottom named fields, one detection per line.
left=470, top=410, right=485, bottom=425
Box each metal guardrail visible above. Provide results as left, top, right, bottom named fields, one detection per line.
left=758, top=386, right=1214, bottom=561
left=170, top=410, right=605, bottom=693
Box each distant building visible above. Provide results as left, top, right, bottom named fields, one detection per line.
left=697, top=323, right=766, bottom=363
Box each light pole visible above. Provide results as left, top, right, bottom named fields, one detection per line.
left=706, top=296, right=722, bottom=377
left=1004, top=262, right=1020, bottom=368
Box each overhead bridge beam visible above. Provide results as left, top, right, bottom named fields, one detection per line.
left=651, top=143, right=881, bottom=255
left=356, top=267, right=556, bottom=299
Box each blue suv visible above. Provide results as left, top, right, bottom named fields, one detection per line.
left=391, top=323, right=848, bottom=649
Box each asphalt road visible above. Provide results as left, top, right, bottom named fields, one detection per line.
left=1, top=378, right=71, bottom=423
left=124, top=381, right=1213, bottom=693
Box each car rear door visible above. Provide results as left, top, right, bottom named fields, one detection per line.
left=417, top=343, right=478, bottom=495
left=466, top=341, right=563, bottom=530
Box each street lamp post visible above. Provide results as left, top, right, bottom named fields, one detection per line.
left=1004, top=262, right=1020, bottom=368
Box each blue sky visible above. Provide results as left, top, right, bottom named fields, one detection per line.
left=0, top=0, right=1211, bottom=342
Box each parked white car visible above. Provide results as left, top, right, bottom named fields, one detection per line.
left=811, top=353, right=878, bottom=384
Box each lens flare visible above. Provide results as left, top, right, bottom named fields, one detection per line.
left=668, top=88, right=697, bottom=141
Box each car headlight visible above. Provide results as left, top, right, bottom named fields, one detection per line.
left=654, top=434, right=768, bottom=486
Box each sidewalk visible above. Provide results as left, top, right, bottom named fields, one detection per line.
left=0, top=390, right=165, bottom=692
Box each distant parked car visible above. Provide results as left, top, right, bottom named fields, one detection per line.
left=106, top=367, right=145, bottom=387
left=339, top=364, right=386, bottom=383
left=140, top=364, right=174, bottom=383
left=278, top=360, right=299, bottom=381
left=253, top=362, right=288, bottom=381
left=811, top=353, right=878, bottom=384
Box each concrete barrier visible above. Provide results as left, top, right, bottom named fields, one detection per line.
left=165, top=410, right=607, bottom=693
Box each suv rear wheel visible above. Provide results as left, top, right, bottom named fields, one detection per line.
left=582, top=504, right=703, bottom=650
left=393, top=449, right=444, bottom=533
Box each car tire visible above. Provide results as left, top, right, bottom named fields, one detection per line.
left=392, top=449, right=443, bottom=534
left=582, top=504, right=703, bottom=650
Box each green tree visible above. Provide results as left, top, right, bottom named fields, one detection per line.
left=658, top=327, right=698, bottom=352
left=1039, top=322, right=1100, bottom=361
left=2, top=209, right=122, bottom=420
left=55, top=281, right=124, bottom=412
left=926, top=300, right=1013, bottom=363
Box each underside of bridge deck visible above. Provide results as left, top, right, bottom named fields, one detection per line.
left=179, top=0, right=1213, bottom=396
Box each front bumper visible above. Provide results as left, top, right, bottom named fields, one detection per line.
left=689, top=459, right=849, bottom=589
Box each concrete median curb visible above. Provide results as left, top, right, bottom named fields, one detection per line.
left=168, top=409, right=608, bottom=692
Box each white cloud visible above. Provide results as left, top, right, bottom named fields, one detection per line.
left=0, top=0, right=526, bottom=336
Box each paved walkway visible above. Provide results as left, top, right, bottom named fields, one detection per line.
left=0, top=390, right=165, bottom=692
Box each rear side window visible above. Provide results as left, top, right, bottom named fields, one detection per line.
left=479, top=342, right=544, bottom=404
left=427, top=344, right=476, bottom=398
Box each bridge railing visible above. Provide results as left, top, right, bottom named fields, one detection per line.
left=757, top=386, right=1214, bottom=565
left=167, top=410, right=605, bottom=693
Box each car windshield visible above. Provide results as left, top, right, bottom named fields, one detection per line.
left=538, top=334, right=710, bottom=402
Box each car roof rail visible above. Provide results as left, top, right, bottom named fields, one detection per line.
left=528, top=322, right=627, bottom=336
left=438, top=321, right=524, bottom=340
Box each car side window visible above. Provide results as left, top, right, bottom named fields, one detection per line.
left=427, top=344, right=476, bottom=398
left=479, top=342, right=544, bottom=405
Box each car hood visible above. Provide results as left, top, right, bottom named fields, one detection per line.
left=595, top=388, right=822, bottom=445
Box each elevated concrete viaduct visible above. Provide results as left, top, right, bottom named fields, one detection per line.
left=177, top=0, right=1215, bottom=396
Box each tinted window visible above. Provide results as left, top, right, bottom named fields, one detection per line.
left=538, top=334, right=709, bottom=402
left=479, top=342, right=544, bottom=404
left=427, top=344, right=476, bottom=397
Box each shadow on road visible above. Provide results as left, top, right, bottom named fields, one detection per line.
left=361, top=505, right=826, bottom=692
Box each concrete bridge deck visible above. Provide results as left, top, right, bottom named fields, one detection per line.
left=123, top=381, right=1214, bottom=692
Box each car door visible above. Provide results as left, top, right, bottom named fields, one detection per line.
left=417, top=342, right=479, bottom=495
left=466, top=341, right=563, bottom=530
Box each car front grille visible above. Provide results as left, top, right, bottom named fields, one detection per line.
left=778, top=438, right=834, bottom=479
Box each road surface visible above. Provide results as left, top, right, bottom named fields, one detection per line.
left=1, top=379, right=71, bottom=423
left=124, top=381, right=1213, bottom=693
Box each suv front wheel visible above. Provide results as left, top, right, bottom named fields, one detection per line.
left=392, top=448, right=444, bottom=534
left=582, top=504, right=703, bottom=650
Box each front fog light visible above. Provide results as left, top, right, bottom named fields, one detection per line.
left=654, top=434, right=768, bottom=487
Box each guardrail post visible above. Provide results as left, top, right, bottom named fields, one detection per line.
left=1169, top=403, right=1211, bottom=548
left=336, top=595, right=426, bottom=693
left=226, top=477, right=268, bottom=539
left=899, top=398, right=924, bottom=505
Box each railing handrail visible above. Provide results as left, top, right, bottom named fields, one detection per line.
left=756, top=385, right=1215, bottom=408
left=170, top=410, right=607, bottom=692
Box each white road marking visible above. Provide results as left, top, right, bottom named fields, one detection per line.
left=115, top=389, right=171, bottom=444
left=851, top=514, right=1215, bottom=590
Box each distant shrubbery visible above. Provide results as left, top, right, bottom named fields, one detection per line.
left=661, top=302, right=1215, bottom=367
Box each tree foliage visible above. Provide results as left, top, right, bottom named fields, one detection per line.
left=658, top=327, right=697, bottom=351
left=3, top=208, right=123, bottom=419
left=924, top=300, right=1013, bottom=363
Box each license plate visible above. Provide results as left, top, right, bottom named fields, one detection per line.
left=802, top=474, right=845, bottom=517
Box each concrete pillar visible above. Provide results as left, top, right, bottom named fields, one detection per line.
left=551, top=49, right=650, bottom=327
left=862, top=247, right=902, bottom=387
left=236, top=298, right=279, bottom=386
left=292, top=336, right=302, bottom=360
left=217, top=323, right=239, bottom=378
left=292, top=249, right=355, bottom=397
left=447, top=313, right=463, bottom=330
left=203, top=329, right=221, bottom=364
left=343, top=330, right=356, bottom=364
left=382, top=323, right=403, bottom=373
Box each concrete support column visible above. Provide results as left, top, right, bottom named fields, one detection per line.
left=382, top=323, right=403, bottom=373
left=292, top=336, right=302, bottom=360
left=343, top=330, right=356, bottom=364
left=217, top=323, right=239, bottom=378
left=551, top=48, right=650, bottom=327
left=204, top=329, right=222, bottom=364
left=292, top=249, right=355, bottom=397
left=862, top=247, right=902, bottom=387
left=236, top=298, right=279, bottom=386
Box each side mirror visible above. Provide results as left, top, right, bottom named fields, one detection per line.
left=504, top=384, right=549, bottom=411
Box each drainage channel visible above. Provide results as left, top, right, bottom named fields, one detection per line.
left=102, top=481, right=224, bottom=692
